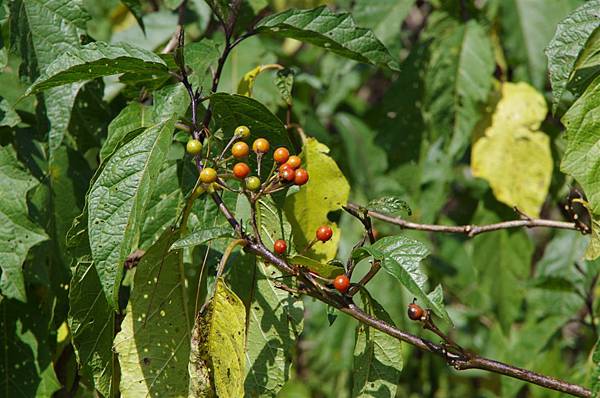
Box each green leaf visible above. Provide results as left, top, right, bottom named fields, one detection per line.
left=352, top=290, right=402, bottom=397
left=121, top=0, right=146, bottom=32
left=170, top=227, right=234, bottom=250
left=0, top=296, right=61, bottom=397
left=358, top=235, right=452, bottom=325
left=546, top=0, right=600, bottom=114
left=88, top=118, right=175, bottom=308
left=255, top=6, right=399, bottom=70
left=587, top=216, right=600, bottom=260
left=352, top=0, right=415, bottom=47
left=424, top=19, right=495, bottom=159
left=230, top=255, right=303, bottom=397
left=566, top=27, right=600, bottom=106
left=0, top=97, right=21, bottom=127
left=184, top=38, right=222, bottom=90
left=592, top=339, right=600, bottom=395
left=366, top=196, right=412, bottom=216
left=68, top=261, right=116, bottom=397
left=0, top=146, right=48, bottom=301
left=100, top=102, right=156, bottom=163
left=114, top=229, right=192, bottom=397
left=275, top=68, right=295, bottom=105
left=561, top=75, right=600, bottom=216
left=25, top=41, right=168, bottom=95
left=10, top=0, right=90, bottom=156
left=471, top=82, right=553, bottom=217
left=205, top=0, right=230, bottom=23
left=501, top=0, right=582, bottom=90
left=472, top=201, right=533, bottom=334
left=284, top=138, right=350, bottom=261
left=188, top=277, right=246, bottom=398
left=288, top=255, right=344, bottom=279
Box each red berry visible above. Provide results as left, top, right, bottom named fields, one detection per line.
left=287, top=155, right=301, bottom=169
left=316, top=225, right=333, bottom=242
left=232, top=142, right=250, bottom=158
left=333, top=274, right=350, bottom=293
left=294, top=168, right=309, bottom=185
left=273, top=147, right=290, bottom=164
left=280, top=167, right=295, bottom=182
left=408, top=302, right=425, bottom=321
left=274, top=239, right=287, bottom=254
left=252, top=138, right=270, bottom=154
left=233, top=162, right=250, bottom=179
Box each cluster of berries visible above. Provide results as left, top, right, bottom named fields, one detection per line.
left=186, top=125, right=308, bottom=193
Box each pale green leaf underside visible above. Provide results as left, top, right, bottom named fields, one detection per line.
left=170, top=227, right=234, bottom=250
left=256, top=6, right=399, bottom=70
left=88, top=118, right=174, bottom=308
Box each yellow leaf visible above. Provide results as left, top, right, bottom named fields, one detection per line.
left=586, top=216, right=600, bottom=260
left=188, top=278, right=246, bottom=398
left=284, top=138, right=350, bottom=261
left=471, top=82, right=552, bottom=217
left=237, top=64, right=283, bottom=97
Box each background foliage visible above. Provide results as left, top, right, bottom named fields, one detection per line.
left=2, top=0, right=600, bottom=397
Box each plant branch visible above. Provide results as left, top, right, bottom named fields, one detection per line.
left=346, top=202, right=580, bottom=237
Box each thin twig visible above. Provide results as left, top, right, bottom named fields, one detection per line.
left=346, top=202, right=579, bottom=237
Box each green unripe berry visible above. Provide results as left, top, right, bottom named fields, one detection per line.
left=200, top=167, right=218, bottom=184
left=186, top=139, right=203, bottom=155
left=245, top=176, right=261, bottom=191
left=235, top=125, right=250, bottom=139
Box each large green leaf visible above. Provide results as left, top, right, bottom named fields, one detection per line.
left=0, top=146, right=48, bottom=301
left=284, top=138, right=350, bottom=262
left=184, top=38, right=222, bottom=90
left=188, top=277, right=246, bottom=398
left=352, top=291, right=402, bottom=397
left=546, top=0, right=600, bottom=114
left=424, top=19, right=495, bottom=159
left=88, top=118, right=175, bottom=308
left=567, top=27, right=600, bottom=106
left=561, top=75, right=600, bottom=216
left=10, top=0, right=90, bottom=156
left=25, top=41, right=168, bottom=95
left=255, top=6, right=399, bottom=70
left=170, top=227, right=234, bottom=250
left=357, top=235, right=451, bottom=325
left=68, top=260, right=116, bottom=397
left=501, top=0, right=582, bottom=90
left=114, top=229, right=192, bottom=397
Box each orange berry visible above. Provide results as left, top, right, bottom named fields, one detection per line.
left=233, top=162, right=251, bottom=179
left=333, top=274, right=350, bottom=293
left=316, top=225, right=333, bottom=242
left=294, top=168, right=309, bottom=186
left=252, top=138, right=270, bottom=154
left=287, top=155, right=301, bottom=169
left=232, top=141, right=250, bottom=158
left=273, top=147, right=290, bottom=164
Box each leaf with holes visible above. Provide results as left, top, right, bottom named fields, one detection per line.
left=114, top=229, right=192, bottom=397
left=188, top=277, right=246, bottom=398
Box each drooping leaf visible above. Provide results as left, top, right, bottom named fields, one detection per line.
left=501, top=0, right=583, bottom=90
left=25, top=42, right=168, bottom=95
left=255, top=6, right=399, bottom=70
left=424, top=19, right=495, bottom=159
left=88, top=118, right=175, bottom=308
left=0, top=146, right=48, bottom=301
left=563, top=26, right=600, bottom=106
left=121, top=0, right=146, bottom=32
left=357, top=235, right=451, bottom=325
left=237, top=64, right=284, bottom=97
left=352, top=290, right=402, bottom=397
left=471, top=82, right=552, bottom=217
left=0, top=97, right=21, bottom=127
left=546, top=0, right=600, bottom=114
left=284, top=138, right=350, bottom=261
left=170, top=227, right=234, bottom=250
left=114, top=229, right=192, bottom=397
left=188, top=277, right=246, bottom=398
left=274, top=68, right=295, bottom=105
left=68, top=261, right=116, bottom=397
